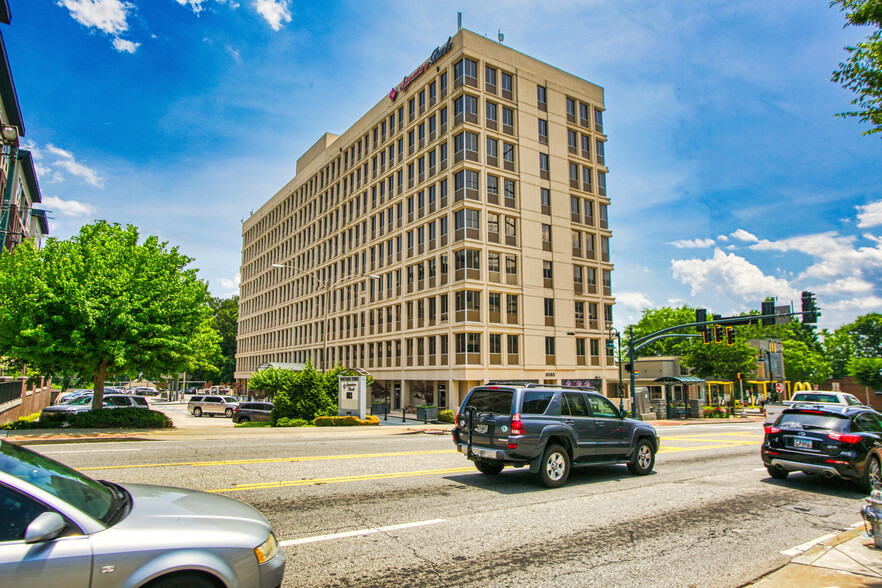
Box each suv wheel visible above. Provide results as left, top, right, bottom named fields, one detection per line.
left=767, top=466, right=788, bottom=480
left=861, top=455, right=882, bottom=493
left=238, top=416, right=250, bottom=423
left=193, top=407, right=202, bottom=417
left=474, top=460, right=504, bottom=476
left=538, top=444, right=570, bottom=488
left=627, top=439, right=655, bottom=476
left=225, top=408, right=233, bottom=418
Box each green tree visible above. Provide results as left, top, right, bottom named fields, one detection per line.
left=270, top=361, right=343, bottom=423
left=189, top=295, right=238, bottom=384
left=0, top=222, right=221, bottom=410
left=625, top=306, right=699, bottom=357
left=679, top=339, right=758, bottom=383
left=832, top=0, right=882, bottom=135
left=847, top=313, right=882, bottom=357
left=822, top=326, right=856, bottom=378
left=780, top=339, right=832, bottom=385
left=848, top=357, right=882, bottom=390
left=246, top=366, right=295, bottom=400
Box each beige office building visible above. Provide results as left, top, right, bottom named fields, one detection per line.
left=236, top=28, right=617, bottom=412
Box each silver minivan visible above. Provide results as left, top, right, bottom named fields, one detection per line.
left=187, top=395, right=240, bottom=417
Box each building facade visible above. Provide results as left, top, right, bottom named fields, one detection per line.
left=236, top=29, right=616, bottom=411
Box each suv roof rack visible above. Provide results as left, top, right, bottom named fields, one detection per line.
left=524, top=383, right=596, bottom=392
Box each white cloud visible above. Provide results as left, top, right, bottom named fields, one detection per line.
left=254, top=0, right=291, bottom=31
left=668, top=237, right=715, bottom=249
left=56, top=0, right=140, bottom=53
left=175, top=0, right=208, bottom=13
left=857, top=200, right=882, bottom=229
left=217, top=273, right=241, bottom=296
left=615, top=291, right=655, bottom=311
left=671, top=248, right=799, bottom=302
left=731, top=229, right=759, bottom=243
left=813, top=277, right=874, bottom=296
left=750, top=232, right=882, bottom=282
left=717, top=234, right=729, bottom=242
left=30, top=143, right=105, bottom=188
left=41, top=195, right=96, bottom=218
left=112, top=37, right=140, bottom=53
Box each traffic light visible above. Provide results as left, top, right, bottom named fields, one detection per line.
left=702, top=330, right=712, bottom=344
left=726, top=326, right=735, bottom=346
left=714, top=324, right=724, bottom=344
left=695, top=308, right=707, bottom=332
left=761, top=299, right=776, bottom=326
left=801, top=291, right=819, bottom=324
left=624, top=362, right=632, bottom=373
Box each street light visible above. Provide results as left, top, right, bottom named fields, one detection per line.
left=0, top=125, right=20, bottom=249
left=271, top=263, right=381, bottom=371
left=607, top=325, right=624, bottom=415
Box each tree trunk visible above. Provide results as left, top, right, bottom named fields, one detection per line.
left=91, top=360, right=108, bottom=411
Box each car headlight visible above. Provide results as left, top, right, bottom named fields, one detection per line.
left=254, top=532, right=279, bottom=564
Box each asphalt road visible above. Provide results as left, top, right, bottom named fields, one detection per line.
left=30, top=418, right=870, bottom=588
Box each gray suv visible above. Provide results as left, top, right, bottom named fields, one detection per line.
left=452, top=384, right=660, bottom=487
left=188, top=395, right=240, bottom=418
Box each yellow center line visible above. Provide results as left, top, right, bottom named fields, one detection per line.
left=208, top=467, right=477, bottom=493
left=659, top=441, right=759, bottom=453
left=79, top=449, right=459, bottom=471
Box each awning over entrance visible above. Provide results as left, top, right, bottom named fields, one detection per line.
left=653, top=376, right=705, bottom=385
left=256, top=362, right=306, bottom=371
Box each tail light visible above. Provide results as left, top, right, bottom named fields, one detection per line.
left=233, top=407, right=239, bottom=413
left=511, top=413, right=525, bottom=436
left=827, top=432, right=861, bottom=444
left=764, top=426, right=780, bottom=435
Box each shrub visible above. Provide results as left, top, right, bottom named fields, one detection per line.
left=235, top=421, right=272, bottom=428
left=438, top=409, right=455, bottom=423
left=313, top=415, right=380, bottom=426
left=274, top=417, right=310, bottom=427
left=702, top=406, right=728, bottom=419
left=4, top=409, right=173, bottom=429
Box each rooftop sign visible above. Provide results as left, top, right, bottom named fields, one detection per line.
left=389, top=37, right=452, bottom=101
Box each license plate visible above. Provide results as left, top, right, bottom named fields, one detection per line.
left=474, top=424, right=488, bottom=433
left=794, top=438, right=813, bottom=449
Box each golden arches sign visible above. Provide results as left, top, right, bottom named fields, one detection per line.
left=793, top=381, right=813, bottom=392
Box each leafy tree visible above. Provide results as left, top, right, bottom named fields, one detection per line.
left=780, top=339, right=832, bottom=384
left=247, top=366, right=295, bottom=400
left=847, top=313, right=882, bottom=357
left=849, top=357, right=882, bottom=390
left=0, top=221, right=221, bottom=410
left=410, top=381, right=435, bottom=406
left=832, top=0, right=882, bottom=135
left=188, top=296, right=238, bottom=384
left=822, top=326, right=856, bottom=378
left=679, top=339, right=758, bottom=383
left=625, top=306, right=699, bottom=357
left=370, top=381, right=391, bottom=404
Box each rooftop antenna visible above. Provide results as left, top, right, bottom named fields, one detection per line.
left=457, top=12, right=461, bottom=30
left=498, top=29, right=504, bottom=43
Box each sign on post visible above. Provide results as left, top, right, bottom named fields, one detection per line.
left=775, top=382, right=784, bottom=394
left=338, top=375, right=367, bottom=420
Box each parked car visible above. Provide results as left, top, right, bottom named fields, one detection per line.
left=188, top=395, right=240, bottom=418
left=132, top=387, right=157, bottom=396
left=763, top=391, right=864, bottom=424
left=452, top=383, right=660, bottom=487
left=54, top=389, right=92, bottom=405
left=41, top=394, right=149, bottom=421
left=232, top=402, right=274, bottom=424
left=0, top=438, right=285, bottom=586
left=762, top=404, right=882, bottom=492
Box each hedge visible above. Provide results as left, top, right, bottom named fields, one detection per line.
left=1, top=408, right=174, bottom=430
left=438, top=409, right=455, bottom=423
left=313, top=415, right=380, bottom=426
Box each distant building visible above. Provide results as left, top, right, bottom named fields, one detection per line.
left=236, top=28, right=615, bottom=412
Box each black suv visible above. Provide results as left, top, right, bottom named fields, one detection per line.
left=452, top=384, right=660, bottom=487
left=762, top=404, right=882, bottom=492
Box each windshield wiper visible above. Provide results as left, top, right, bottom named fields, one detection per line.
left=100, top=480, right=131, bottom=524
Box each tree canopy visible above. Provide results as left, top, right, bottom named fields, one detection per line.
left=188, top=295, right=238, bottom=384
left=678, top=339, right=758, bottom=383
left=625, top=305, right=699, bottom=357
left=0, top=222, right=221, bottom=409
left=832, top=0, right=882, bottom=135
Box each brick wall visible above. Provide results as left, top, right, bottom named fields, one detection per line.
left=824, top=376, right=880, bottom=412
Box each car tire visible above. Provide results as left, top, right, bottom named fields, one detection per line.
left=146, top=572, right=219, bottom=588
left=767, top=466, right=788, bottom=480
left=538, top=444, right=570, bottom=488
left=861, top=455, right=882, bottom=493
left=225, top=408, right=233, bottom=418
left=193, top=407, right=202, bottom=417
left=627, top=439, right=655, bottom=476
left=474, top=460, right=504, bottom=475
left=238, top=416, right=250, bottom=423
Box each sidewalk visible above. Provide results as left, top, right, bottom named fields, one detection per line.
left=747, top=525, right=882, bottom=587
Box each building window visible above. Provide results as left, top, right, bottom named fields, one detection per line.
left=538, top=118, right=548, bottom=143
left=566, top=97, right=575, bottom=118
left=537, top=84, right=547, bottom=106
left=501, top=71, right=513, bottom=96
left=544, top=298, right=554, bottom=318
left=489, top=333, right=502, bottom=354
left=543, top=260, right=553, bottom=280
left=504, top=179, right=515, bottom=204
left=542, top=223, right=552, bottom=245
left=488, top=212, right=499, bottom=236
left=507, top=334, right=519, bottom=355
left=505, top=255, right=517, bottom=277
left=539, top=153, right=549, bottom=172
left=454, top=208, right=480, bottom=231
left=486, top=101, right=497, bottom=124
left=486, top=137, right=498, bottom=160
left=485, top=66, right=496, bottom=89
left=454, top=131, right=479, bottom=160
left=488, top=251, right=500, bottom=273
left=454, top=57, right=478, bottom=86
left=487, top=174, right=499, bottom=199
left=502, top=142, right=515, bottom=164
left=568, top=129, right=577, bottom=152
left=540, top=188, right=550, bottom=208
left=545, top=336, right=555, bottom=356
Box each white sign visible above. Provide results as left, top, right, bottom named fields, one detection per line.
left=338, top=375, right=367, bottom=419
left=776, top=382, right=784, bottom=394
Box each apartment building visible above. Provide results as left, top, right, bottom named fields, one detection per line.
left=236, top=28, right=616, bottom=412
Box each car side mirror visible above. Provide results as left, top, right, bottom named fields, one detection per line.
left=24, top=512, right=67, bottom=544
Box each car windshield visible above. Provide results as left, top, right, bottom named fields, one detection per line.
left=0, top=440, right=118, bottom=523
left=464, top=389, right=514, bottom=414
left=793, top=393, right=838, bottom=403
left=68, top=396, right=92, bottom=405
left=778, top=412, right=849, bottom=432
left=222, top=397, right=237, bottom=403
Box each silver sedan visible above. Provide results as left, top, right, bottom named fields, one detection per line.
left=0, top=439, right=285, bottom=587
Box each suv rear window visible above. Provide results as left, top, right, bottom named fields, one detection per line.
left=793, top=393, right=839, bottom=403
left=464, top=389, right=514, bottom=414
left=779, top=411, right=849, bottom=432
left=190, top=396, right=203, bottom=402
left=521, top=391, right=554, bottom=414
left=133, top=397, right=148, bottom=406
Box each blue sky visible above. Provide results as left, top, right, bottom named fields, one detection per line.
left=6, top=0, right=882, bottom=332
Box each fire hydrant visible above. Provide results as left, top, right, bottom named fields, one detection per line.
left=861, top=485, right=882, bottom=548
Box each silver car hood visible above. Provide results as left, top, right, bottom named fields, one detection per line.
left=115, top=483, right=272, bottom=545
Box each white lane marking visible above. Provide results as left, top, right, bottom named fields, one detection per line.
left=780, top=533, right=838, bottom=556
left=279, top=519, right=446, bottom=547
left=41, top=448, right=143, bottom=454
left=753, top=468, right=769, bottom=471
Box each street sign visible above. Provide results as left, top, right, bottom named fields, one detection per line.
left=776, top=383, right=784, bottom=394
